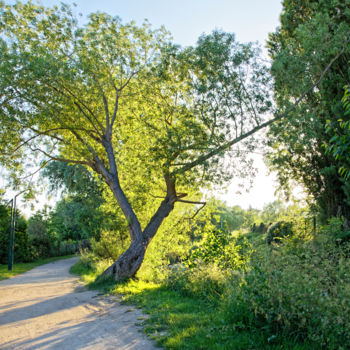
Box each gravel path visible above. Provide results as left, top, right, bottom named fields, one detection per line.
left=0, top=257, right=157, bottom=350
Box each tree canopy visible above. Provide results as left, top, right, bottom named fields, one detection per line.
left=0, top=1, right=343, bottom=279
left=266, top=0, right=350, bottom=220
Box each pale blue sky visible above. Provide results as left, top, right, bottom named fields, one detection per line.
left=35, top=0, right=282, bottom=47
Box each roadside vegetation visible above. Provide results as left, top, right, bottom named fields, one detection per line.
left=71, top=203, right=350, bottom=349
left=1, top=0, right=350, bottom=349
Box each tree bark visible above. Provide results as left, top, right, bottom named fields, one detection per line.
left=100, top=238, right=148, bottom=280
left=99, top=165, right=177, bottom=281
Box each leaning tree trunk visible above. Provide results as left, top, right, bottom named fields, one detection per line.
left=100, top=238, right=148, bottom=280
left=99, top=170, right=177, bottom=281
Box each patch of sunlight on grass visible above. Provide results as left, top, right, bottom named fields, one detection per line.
left=112, top=279, right=160, bottom=296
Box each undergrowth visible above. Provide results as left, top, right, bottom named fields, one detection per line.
left=71, top=219, right=350, bottom=349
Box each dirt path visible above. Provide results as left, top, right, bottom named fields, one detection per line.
left=0, top=257, right=157, bottom=350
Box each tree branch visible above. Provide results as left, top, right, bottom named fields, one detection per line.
left=19, top=159, right=52, bottom=180
left=29, top=146, right=91, bottom=166
left=177, top=199, right=207, bottom=219
left=173, top=45, right=347, bottom=176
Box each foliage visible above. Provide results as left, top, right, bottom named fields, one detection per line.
left=266, top=0, right=350, bottom=221
left=71, top=238, right=317, bottom=349
left=0, top=1, right=275, bottom=278
left=186, top=229, right=252, bottom=270
left=91, top=229, right=129, bottom=261
left=13, top=214, right=31, bottom=262
left=266, top=220, right=294, bottom=245
left=0, top=204, right=10, bottom=264
left=49, top=196, right=102, bottom=241
left=0, top=204, right=30, bottom=264
left=324, top=216, right=350, bottom=244
left=27, top=210, right=55, bottom=259
left=326, top=85, right=350, bottom=180
left=42, top=161, right=107, bottom=241
left=165, top=264, right=227, bottom=303
left=260, top=200, right=287, bottom=224
left=223, top=226, right=350, bottom=349
left=70, top=250, right=111, bottom=285
left=42, top=161, right=103, bottom=198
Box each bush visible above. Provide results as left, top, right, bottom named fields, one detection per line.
left=58, top=239, right=77, bottom=255
left=30, top=235, right=52, bottom=259
left=166, top=264, right=228, bottom=303
left=222, top=229, right=350, bottom=349
left=266, top=220, right=294, bottom=245
left=0, top=205, right=31, bottom=263
left=326, top=216, right=350, bottom=244
left=91, top=230, right=129, bottom=261
left=186, top=229, right=252, bottom=270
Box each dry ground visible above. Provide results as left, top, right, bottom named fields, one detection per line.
left=0, top=257, right=157, bottom=350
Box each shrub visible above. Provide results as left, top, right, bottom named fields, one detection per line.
left=222, top=230, right=350, bottom=349
left=266, top=220, right=294, bottom=245
left=166, top=264, right=228, bottom=303
left=58, top=239, right=77, bottom=255
left=91, top=230, right=129, bottom=261
left=30, top=235, right=52, bottom=259
left=186, top=229, right=252, bottom=270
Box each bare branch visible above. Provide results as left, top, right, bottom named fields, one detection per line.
left=19, top=159, right=52, bottom=180
left=150, top=194, right=165, bottom=199
left=29, top=146, right=91, bottom=166
left=177, top=199, right=207, bottom=219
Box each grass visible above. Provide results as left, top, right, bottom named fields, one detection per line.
left=70, top=258, right=317, bottom=350
left=0, top=254, right=75, bottom=281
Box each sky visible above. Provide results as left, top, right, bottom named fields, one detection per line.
left=36, top=0, right=283, bottom=48
left=4, top=0, right=285, bottom=212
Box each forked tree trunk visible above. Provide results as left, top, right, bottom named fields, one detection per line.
left=100, top=238, right=148, bottom=280
left=99, top=168, right=177, bottom=281
left=100, top=194, right=176, bottom=280
left=94, top=139, right=178, bottom=281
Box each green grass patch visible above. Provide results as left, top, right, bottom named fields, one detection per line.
left=113, top=281, right=316, bottom=350
left=69, top=256, right=116, bottom=291
left=71, top=257, right=316, bottom=350
left=0, top=254, right=75, bottom=281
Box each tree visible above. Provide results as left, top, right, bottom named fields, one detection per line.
left=43, top=161, right=106, bottom=241
left=266, top=0, right=350, bottom=221
left=0, top=203, right=30, bottom=263
left=326, top=85, right=350, bottom=180
left=0, top=204, right=11, bottom=264
left=0, top=2, right=342, bottom=280
left=27, top=209, right=53, bottom=259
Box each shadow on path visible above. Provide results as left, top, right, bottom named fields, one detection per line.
left=0, top=257, right=156, bottom=350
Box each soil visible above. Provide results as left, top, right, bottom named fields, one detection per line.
left=0, top=257, right=157, bottom=350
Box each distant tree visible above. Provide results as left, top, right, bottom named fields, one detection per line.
left=0, top=204, right=30, bottom=263
left=27, top=210, right=53, bottom=259
left=42, top=161, right=106, bottom=241
left=261, top=201, right=287, bottom=224
left=0, top=204, right=10, bottom=264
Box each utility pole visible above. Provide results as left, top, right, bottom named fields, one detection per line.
left=7, top=197, right=16, bottom=271
left=7, top=189, right=29, bottom=271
